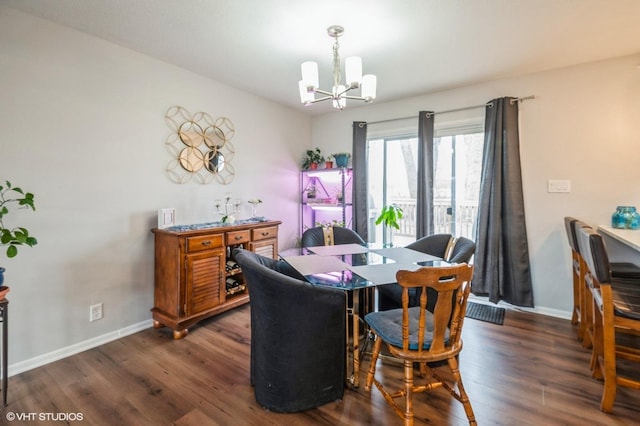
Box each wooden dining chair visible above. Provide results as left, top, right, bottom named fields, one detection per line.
left=564, top=217, right=583, bottom=327
left=565, top=217, right=594, bottom=344
left=576, top=225, right=640, bottom=412
left=364, top=263, right=476, bottom=426
left=570, top=219, right=640, bottom=348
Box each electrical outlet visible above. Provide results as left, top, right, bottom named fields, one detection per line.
left=90, top=303, right=103, bottom=322
left=548, top=179, right=571, bottom=193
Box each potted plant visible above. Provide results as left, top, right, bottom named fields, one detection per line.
left=325, top=155, right=334, bottom=169
left=302, top=147, right=324, bottom=170
left=332, top=152, right=351, bottom=168
left=0, top=180, right=38, bottom=298
left=375, top=204, right=404, bottom=247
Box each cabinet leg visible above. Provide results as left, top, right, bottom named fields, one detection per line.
left=153, top=320, right=164, bottom=329
left=173, top=329, right=188, bottom=339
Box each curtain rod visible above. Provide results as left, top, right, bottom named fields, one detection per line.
left=366, top=95, right=535, bottom=125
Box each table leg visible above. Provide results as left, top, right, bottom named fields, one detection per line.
left=352, top=289, right=360, bottom=388
left=2, top=300, right=7, bottom=407
left=345, top=289, right=361, bottom=389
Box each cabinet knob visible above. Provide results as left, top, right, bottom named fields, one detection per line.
left=202, top=240, right=211, bottom=246
left=235, top=236, right=242, bottom=240
left=262, top=232, right=269, bottom=236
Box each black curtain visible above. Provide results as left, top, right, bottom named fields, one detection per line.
left=416, top=111, right=435, bottom=239
left=473, top=97, right=533, bottom=306
left=352, top=121, right=368, bottom=241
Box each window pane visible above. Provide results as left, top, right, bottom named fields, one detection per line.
left=367, top=137, right=418, bottom=247
left=434, top=132, right=483, bottom=239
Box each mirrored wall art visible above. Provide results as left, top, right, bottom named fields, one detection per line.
left=165, top=106, right=235, bottom=184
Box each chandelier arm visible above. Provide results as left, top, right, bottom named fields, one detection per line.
left=314, top=88, right=333, bottom=97
left=307, top=95, right=333, bottom=104
left=342, top=95, right=365, bottom=100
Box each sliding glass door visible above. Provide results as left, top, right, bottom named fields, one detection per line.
left=367, top=127, right=483, bottom=245
left=367, top=136, right=418, bottom=247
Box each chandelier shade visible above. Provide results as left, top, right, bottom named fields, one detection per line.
left=298, top=25, right=377, bottom=110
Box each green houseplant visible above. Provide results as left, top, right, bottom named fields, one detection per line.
left=301, top=147, right=325, bottom=170
left=0, top=180, right=37, bottom=297
left=375, top=204, right=404, bottom=247
left=0, top=181, right=37, bottom=258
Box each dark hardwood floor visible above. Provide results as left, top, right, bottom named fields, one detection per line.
left=5, top=304, right=639, bottom=425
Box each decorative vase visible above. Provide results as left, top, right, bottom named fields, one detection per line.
left=0, top=267, right=4, bottom=286
left=611, top=206, right=640, bottom=229
left=384, top=226, right=394, bottom=248
left=334, top=154, right=349, bottom=168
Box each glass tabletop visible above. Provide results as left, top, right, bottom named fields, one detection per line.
left=280, top=246, right=451, bottom=290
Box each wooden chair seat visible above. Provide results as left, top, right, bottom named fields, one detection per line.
left=610, top=279, right=640, bottom=321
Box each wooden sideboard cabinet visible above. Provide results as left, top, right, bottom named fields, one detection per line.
left=151, top=220, right=281, bottom=339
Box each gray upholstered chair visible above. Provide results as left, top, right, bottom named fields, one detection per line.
left=405, top=233, right=454, bottom=259
left=300, top=226, right=366, bottom=248
left=233, top=248, right=346, bottom=412
left=377, top=234, right=478, bottom=312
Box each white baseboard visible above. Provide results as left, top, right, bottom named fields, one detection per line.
left=7, top=319, right=153, bottom=377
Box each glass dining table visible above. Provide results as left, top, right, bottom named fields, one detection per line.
left=280, top=243, right=450, bottom=388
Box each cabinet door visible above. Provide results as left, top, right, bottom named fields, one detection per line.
left=250, top=238, right=277, bottom=259
left=185, top=248, right=225, bottom=316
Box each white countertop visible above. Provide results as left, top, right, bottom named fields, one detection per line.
left=598, top=225, right=640, bottom=252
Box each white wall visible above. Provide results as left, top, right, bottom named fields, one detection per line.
left=3, top=5, right=639, bottom=374
left=0, top=7, right=308, bottom=373
left=311, top=53, right=640, bottom=317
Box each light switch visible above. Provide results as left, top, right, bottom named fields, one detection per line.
left=548, top=179, right=571, bottom=193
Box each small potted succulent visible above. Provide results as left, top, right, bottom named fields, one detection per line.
left=0, top=180, right=38, bottom=299
left=331, top=152, right=351, bottom=168
left=301, top=147, right=324, bottom=170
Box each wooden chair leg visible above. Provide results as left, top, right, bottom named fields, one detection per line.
left=403, top=360, right=414, bottom=426
left=365, top=335, right=382, bottom=391
left=598, top=343, right=617, bottom=413
left=590, top=309, right=603, bottom=379
left=600, top=307, right=618, bottom=412
left=572, top=269, right=580, bottom=325
left=448, top=357, right=477, bottom=425
left=581, top=279, right=593, bottom=349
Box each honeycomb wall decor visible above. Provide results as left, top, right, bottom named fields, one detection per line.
left=164, top=106, right=235, bottom=184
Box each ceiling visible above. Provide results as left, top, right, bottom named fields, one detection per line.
left=3, top=0, right=640, bottom=115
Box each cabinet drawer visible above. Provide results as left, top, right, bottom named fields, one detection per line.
left=252, top=226, right=278, bottom=241
left=227, top=230, right=251, bottom=245
left=187, top=234, right=224, bottom=252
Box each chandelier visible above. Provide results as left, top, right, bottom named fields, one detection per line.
left=298, top=25, right=377, bottom=110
